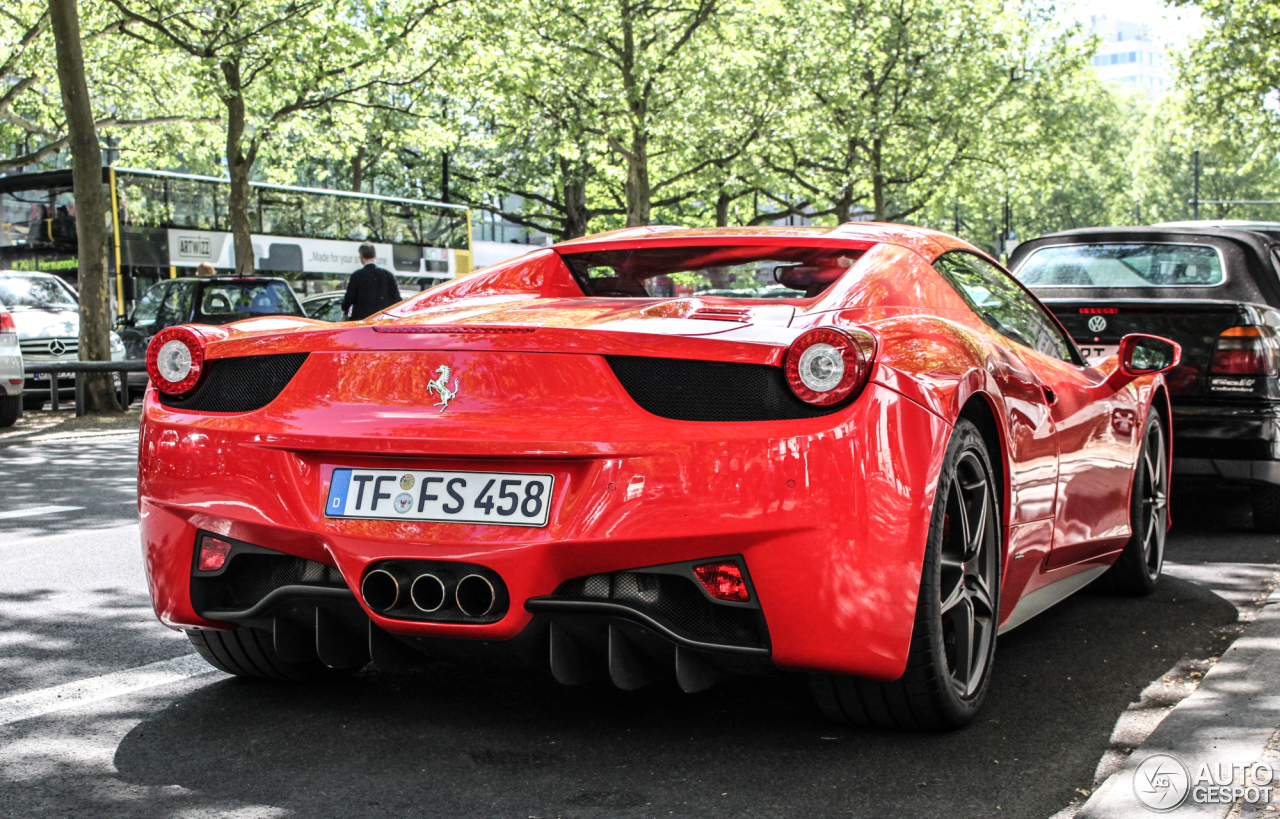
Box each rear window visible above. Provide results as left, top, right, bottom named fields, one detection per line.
left=195, top=281, right=304, bottom=323
left=1014, top=243, right=1225, bottom=288
left=0, top=275, right=78, bottom=308
left=560, top=245, right=864, bottom=299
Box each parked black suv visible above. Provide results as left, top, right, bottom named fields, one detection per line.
left=1009, top=225, right=1280, bottom=530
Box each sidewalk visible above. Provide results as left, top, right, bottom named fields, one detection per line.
left=1073, top=576, right=1280, bottom=818
left=0, top=407, right=140, bottom=445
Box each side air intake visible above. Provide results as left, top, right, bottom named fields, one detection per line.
left=158, top=353, right=308, bottom=413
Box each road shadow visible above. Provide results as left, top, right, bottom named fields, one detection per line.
left=0, top=438, right=139, bottom=537
left=0, top=587, right=190, bottom=699
left=36, top=575, right=1230, bottom=819
left=1168, top=481, right=1280, bottom=567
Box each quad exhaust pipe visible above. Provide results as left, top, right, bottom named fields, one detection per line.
left=362, top=567, right=499, bottom=618
left=361, top=568, right=408, bottom=612
left=456, top=574, right=497, bottom=617
left=410, top=572, right=454, bottom=613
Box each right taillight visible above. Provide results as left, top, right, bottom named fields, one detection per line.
left=1210, top=326, right=1279, bottom=376
left=0, top=311, right=14, bottom=334
left=146, top=326, right=206, bottom=396
left=784, top=326, right=877, bottom=406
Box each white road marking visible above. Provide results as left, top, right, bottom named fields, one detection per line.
left=0, top=505, right=84, bottom=520
left=27, top=429, right=139, bottom=443
left=0, top=654, right=221, bottom=727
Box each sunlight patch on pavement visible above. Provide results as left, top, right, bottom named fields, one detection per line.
left=0, top=654, right=222, bottom=727
left=0, top=506, right=84, bottom=520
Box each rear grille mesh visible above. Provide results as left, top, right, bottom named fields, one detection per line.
left=159, top=353, right=308, bottom=413
left=554, top=572, right=766, bottom=649
left=605, top=355, right=841, bottom=422
left=192, top=552, right=345, bottom=615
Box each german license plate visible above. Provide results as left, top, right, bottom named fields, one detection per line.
left=1079, top=344, right=1118, bottom=366
left=325, top=468, right=554, bottom=527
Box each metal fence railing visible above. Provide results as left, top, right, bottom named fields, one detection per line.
left=24, top=360, right=146, bottom=416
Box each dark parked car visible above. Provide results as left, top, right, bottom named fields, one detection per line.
left=300, top=292, right=345, bottom=322
left=119, top=277, right=305, bottom=380
left=300, top=288, right=421, bottom=323
left=1009, top=225, right=1280, bottom=530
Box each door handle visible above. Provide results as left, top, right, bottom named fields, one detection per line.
left=1042, top=385, right=1057, bottom=406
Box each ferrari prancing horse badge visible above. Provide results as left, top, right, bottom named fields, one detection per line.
left=427, top=365, right=460, bottom=413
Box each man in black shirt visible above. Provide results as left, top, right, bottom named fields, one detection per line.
left=342, top=242, right=401, bottom=320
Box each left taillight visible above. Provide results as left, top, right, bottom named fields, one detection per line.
left=783, top=326, right=876, bottom=406
left=0, top=311, right=15, bottom=334
left=146, top=326, right=206, bottom=396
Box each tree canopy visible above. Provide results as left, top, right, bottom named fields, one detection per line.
left=4, top=0, right=1278, bottom=256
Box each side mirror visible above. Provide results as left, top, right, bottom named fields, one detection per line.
left=1119, top=334, right=1181, bottom=377
left=115, top=314, right=134, bottom=329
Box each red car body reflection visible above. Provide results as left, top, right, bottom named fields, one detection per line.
left=138, top=223, right=1173, bottom=715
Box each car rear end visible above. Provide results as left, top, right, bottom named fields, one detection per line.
left=0, top=303, right=22, bottom=425
left=1010, top=228, right=1280, bottom=528
left=136, top=238, right=963, bottom=687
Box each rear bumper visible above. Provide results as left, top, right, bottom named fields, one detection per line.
left=138, top=379, right=949, bottom=681
left=1172, top=402, right=1280, bottom=460
left=1172, top=402, right=1280, bottom=485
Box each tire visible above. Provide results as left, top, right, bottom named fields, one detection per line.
left=1252, top=484, right=1280, bottom=534
left=22, top=394, right=44, bottom=412
left=186, top=626, right=355, bottom=682
left=811, top=417, right=1001, bottom=731
left=0, top=395, right=19, bottom=428
left=1105, top=413, right=1168, bottom=595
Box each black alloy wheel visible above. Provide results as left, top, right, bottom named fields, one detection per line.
left=939, top=448, right=1000, bottom=700
left=811, top=417, right=1001, bottom=730
left=1106, top=413, right=1168, bottom=595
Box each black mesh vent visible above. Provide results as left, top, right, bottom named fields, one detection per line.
left=605, top=355, right=842, bottom=422
left=553, top=572, right=766, bottom=649
left=193, top=553, right=345, bottom=614
left=159, top=353, right=308, bottom=413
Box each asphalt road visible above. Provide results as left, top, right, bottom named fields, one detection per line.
left=0, top=432, right=1275, bottom=819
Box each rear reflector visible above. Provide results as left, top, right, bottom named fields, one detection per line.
left=197, top=536, right=232, bottom=572
left=1210, top=326, right=1278, bottom=377
left=693, top=561, right=750, bottom=602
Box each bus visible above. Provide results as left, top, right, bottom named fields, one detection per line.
left=0, top=167, right=473, bottom=315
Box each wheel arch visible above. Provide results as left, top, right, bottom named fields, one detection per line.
left=1150, top=382, right=1172, bottom=446
left=956, top=391, right=1010, bottom=532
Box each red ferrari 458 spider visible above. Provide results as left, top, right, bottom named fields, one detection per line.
left=139, top=223, right=1180, bottom=730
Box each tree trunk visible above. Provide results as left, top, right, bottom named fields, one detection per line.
left=562, top=167, right=589, bottom=240
left=871, top=137, right=886, bottom=222
left=222, top=60, right=255, bottom=276
left=351, top=145, right=365, bottom=193
left=715, top=189, right=731, bottom=227
left=834, top=185, right=852, bottom=223
left=625, top=132, right=650, bottom=227
left=49, top=0, right=119, bottom=413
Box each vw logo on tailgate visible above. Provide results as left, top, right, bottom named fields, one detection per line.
left=1087, top=315, right=1107, bottom=333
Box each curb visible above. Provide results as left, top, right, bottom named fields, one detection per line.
left=1076, top=583, right=1280, bottom=817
